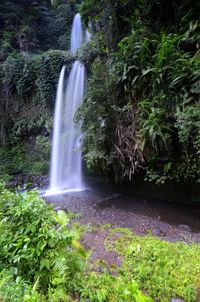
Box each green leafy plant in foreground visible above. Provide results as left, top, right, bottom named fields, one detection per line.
left=105, top=228, right=200, bottom=302
left=80, top=270, right=153, bottom=302
left=0, top=184, right=152, bottom=302
left=1, top=183, right=199, bottom=301
left=0, top=183, right=86, bottom=301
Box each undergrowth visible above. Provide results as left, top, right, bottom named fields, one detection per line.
left=105, top=228, right=200, bottom=302
left=0, top=183, right=199, bottom=301
left=0, top=182, right=87, bottom=301
left=0, top=184, right=152, bottom=302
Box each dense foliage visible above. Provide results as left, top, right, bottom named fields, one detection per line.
left=78, top=0, right=200, bottom=185
left=0, top=185, right=199, bottom=301
left=0, top=2, right=199, bottom=301
left=0, top=50, right=73, bottom=176
left=0, top=0, right=80, bottom=56
left=0, top=0, right=78, bottom=136
left=0, top=1, right=76, bottom=175
left=0, top=183, right=86, bottom=301
left=0, top=184, right=154, bottom=301
left=0, top=0, right=200, bottom=186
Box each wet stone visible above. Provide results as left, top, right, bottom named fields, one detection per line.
left=177, top=224, right=191, bottom=232
left=151, top=227, right=166, bottom=237
left=54, top=205, right=68, bottom=212
left=45, top=187, right=200, bottom=244
left=171, top=298, right=185, bottom=302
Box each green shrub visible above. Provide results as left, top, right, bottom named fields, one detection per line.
left=0, top=135, right=51, bottom=177
left=0, top=185, right=153, bottom=302
left=0, top=144, right=26, bottom=176
left=2, top=50, right=72, bottom=104
left=81, top=271, right=153, bottom=302
left=0, top=184, right=86, bottom=301
left=23, top=135, right=51, bottom=176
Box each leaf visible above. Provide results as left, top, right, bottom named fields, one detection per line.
left=142, top=68, right=155, bottom=76
left=40, top=258, right=50, bottom=270
left=54, top=210, right=69, bottom=226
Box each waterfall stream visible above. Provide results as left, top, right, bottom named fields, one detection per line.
left=48, top=13, right=87, bottom=194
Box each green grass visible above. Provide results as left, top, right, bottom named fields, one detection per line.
left=105, top=228, right=200, bottom=302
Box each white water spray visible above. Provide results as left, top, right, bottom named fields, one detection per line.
left=48, top=13, right=87, bottom=194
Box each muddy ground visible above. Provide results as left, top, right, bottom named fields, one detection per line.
left=45, top=186, right=200, bottom=267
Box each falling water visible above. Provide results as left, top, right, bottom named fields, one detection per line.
left=48, top=13, right=86, bottom=194
left=86, top=21, right=92, bottom=42
left=86, top=29, right=91, bottom=42
left=71, top=13, right=83, bottom=55
left=49, top=65, right=66, bottom=190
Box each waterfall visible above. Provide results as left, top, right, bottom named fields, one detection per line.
left=48, top=13, right=87, bottom=194
left=70, top=13, right=83, bottom=54
left=49, top=65, right=66, bottom=189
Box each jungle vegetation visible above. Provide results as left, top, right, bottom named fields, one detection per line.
left=78, top=0, right=200, bottom=186
left=0, top=1, right=200, bottom=301
left=0, top=183, right=200, bottom=301
left=0, top=0, right=199, bottom=185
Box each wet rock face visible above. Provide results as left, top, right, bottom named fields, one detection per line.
left=177, top=224, right=191, bottom=232
left=171, top=299, right=185, bottom=302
